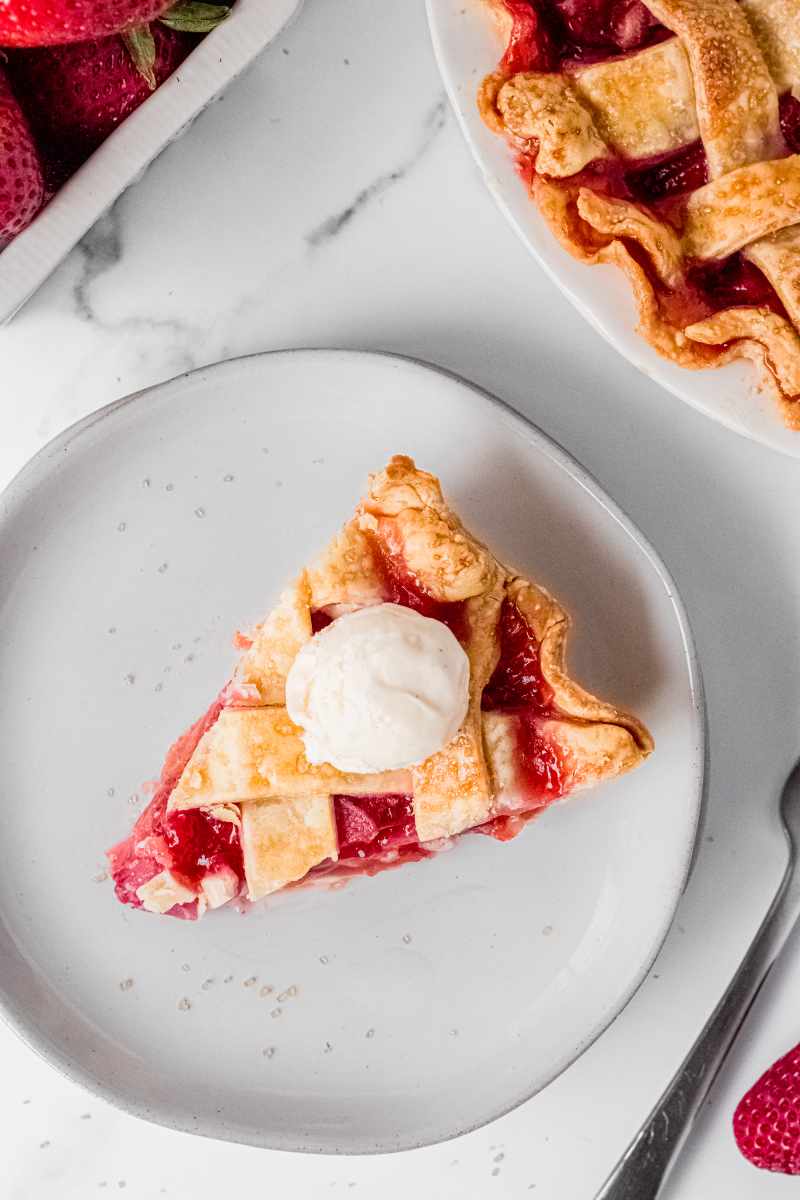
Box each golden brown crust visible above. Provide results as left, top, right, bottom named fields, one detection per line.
left=361, top=457, right=508, bottom=839
left=745, top=227, right=800, bottom=331
left=531, top=174, right=800, bottom=404
left=359, top=454, right=496, bottom=602
left=495, top=73, right=608, bottom=177
left=241, top=795, right=338, bottom=901
left=412, top=721, right=495, bottom=841
left=739, top=0, right=800, bottom=94
left=306, top=524, right=386, bottom=613
left=494, top=44, right=701, bottom=163
left=575, top=190, right=685, bottom=289
left=508, top=578, right=654, bottom=754
left=533, top=178, right=720, bottom=369
left=682, top=157, right=800, bottom=259
left=170, top=457, right=653, bottom=891
left=573, top=40, right=699, bottom=158
left=478, top=0, right=800, bottom=425
left=169, top=707, right=412, bottom=810
left=361, top=454, right=447, bottom=517
left=644, top=0, right=781, bottom=177
left=535, top=143, right=800, bottom=290
left=412, top=579, right=505, bottom=840
left=478, top=70, right=511, bottom=136
left=686, top=308, right=800, bottom=426
left=539, top=717, right=647, bottom=790
left=483, top=710, right=647, bottom=810
left=234, top=577, right=313, bottom=704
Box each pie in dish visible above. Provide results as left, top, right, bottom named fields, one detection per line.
left=479, top=0, right=800, bottom=427
left=107, top=456, right=653, bottom=919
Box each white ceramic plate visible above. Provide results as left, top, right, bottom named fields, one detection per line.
left=0, top=350, right=704, bottom=1152
left=426, top=0, right=800, bottom=459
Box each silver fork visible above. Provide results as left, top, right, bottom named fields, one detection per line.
left=595, top=756, right=800, bottom=1199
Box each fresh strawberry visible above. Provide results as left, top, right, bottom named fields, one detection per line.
left=0, top=0, right=174, bottom=48
left=733, top=1040, right=800, bottom=1173
left=6, top=24, right=195, bottom=188
left=0, top=69, right=44, bottom=243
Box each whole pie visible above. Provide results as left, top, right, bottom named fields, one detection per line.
left=107, top=456, right=653, bottom=920
left=479, top=0, right=800, bottom=426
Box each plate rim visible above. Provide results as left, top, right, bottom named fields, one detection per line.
left=425, top=0, right=800, bottom=460
left=0, top=348, right=707, bottom=1153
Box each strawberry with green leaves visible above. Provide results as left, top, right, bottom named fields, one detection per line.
left=0, top=69, right=44, bottom=242
left=6, top=2, right=229, bottom=189
left=7, top=25, right=193, bottom=188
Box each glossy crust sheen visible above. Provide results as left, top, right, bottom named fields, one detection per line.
left=479, top=0, right=800, bottom=426
left=169, top=456, right=653, bottom=900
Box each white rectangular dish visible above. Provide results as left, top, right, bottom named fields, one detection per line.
left=0, top=0, right=303, bottom=324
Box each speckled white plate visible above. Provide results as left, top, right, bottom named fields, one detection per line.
left=426, top=0, right=800, bottom=458
left=0, top=350, right=704, bottom=1153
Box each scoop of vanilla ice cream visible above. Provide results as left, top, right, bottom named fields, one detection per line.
left=285, top=603, right=470, bottom=774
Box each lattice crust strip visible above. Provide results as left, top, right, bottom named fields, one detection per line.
left=166, top=457, right=652, bottom=900
left=479, top=0, right=800, bottom=424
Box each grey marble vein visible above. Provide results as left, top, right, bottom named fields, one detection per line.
left=73, top=198, right=199, bottom=351
left=306, top=94, right=448, bottom=248
left=73, top=203, right=125, bottom=323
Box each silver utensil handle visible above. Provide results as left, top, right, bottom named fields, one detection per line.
left=595, top=861, right=795, bottom=1200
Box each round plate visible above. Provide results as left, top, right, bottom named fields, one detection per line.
left=426, top=0, right=800, bottom=459
left=0, top=350, right=704, bottom=1152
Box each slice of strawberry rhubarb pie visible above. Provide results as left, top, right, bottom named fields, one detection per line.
left=107, top=455, right=653, bottom=919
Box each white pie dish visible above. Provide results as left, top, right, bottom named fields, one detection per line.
left=0, top=0, right=303, bottom=325
left=426, top=0, right=800, bottom=459
left=0, top=349, right=704, bottom=1152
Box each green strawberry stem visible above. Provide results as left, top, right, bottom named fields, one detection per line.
left=121, top=25, right=157, bottom=90
left=159, top=1, right=231, bottom=33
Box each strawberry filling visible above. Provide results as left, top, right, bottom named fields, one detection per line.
left=520, top=144, right=787, bottom=325
left=500, top=0, right=667, bottom=73
left=310, top=591, right=568, bottom=863
left=307, top=543, right=466, bottom=876
left=624, top=141, right=709, bottom=204
left=310, top=532, right=468, bottom=638
left=308, top=794, right=432, bottom=883
left=482, top=598, right=555, bottom=713
left=107, top=696, right=244, bottom=920
left=781, top=93, right=800, bottom=155
left=478, top=598, right=567, bottom=839
left=334, top=794, right=418, bottom=857
left=109, top=557, right=562, bottom=914
left=371, top=527, right=469, bottom=641
left=310, top=609, right=334, bottom=633
left=500, top=5, right=797, bottom=327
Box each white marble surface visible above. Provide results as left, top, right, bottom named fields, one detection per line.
left=3, top=1, right=800, bottom=1196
